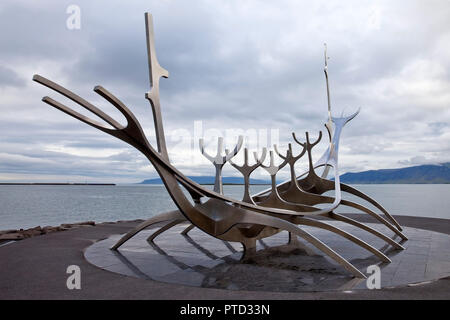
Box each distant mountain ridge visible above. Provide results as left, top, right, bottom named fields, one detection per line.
left=339, top=162, right=450, bottom=184
left=141, top=163, right=450, bottom=185
left=140, top=176, right=270, bottom=185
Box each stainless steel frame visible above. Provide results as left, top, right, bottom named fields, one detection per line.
left=33, top=13, right=407, bottom=279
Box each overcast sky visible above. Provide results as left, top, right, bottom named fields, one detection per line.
left=0, top=0, right=449, bottom=183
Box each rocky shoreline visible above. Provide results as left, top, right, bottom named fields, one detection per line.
left=0, top=219, right=145, bottom=244
left=0, top=221, right=96, bottom=242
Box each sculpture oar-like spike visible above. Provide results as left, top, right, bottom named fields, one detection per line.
left=234, top=208, right=367, bottom=278
left=326, top=212, right=405, bottom=250
left=292, top=216, right=391, bottom=263
left=340, top=184, right=403, bottom=232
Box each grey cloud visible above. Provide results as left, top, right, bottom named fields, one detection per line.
left=0, top=0, right=449, bottom=183
left=0, top=2, right=89, bottom=63
left=398, top=156, right=442, bottom=166
left=428, top=122, right=449, bottom=136
left=0, top=66, right=25, bottom=87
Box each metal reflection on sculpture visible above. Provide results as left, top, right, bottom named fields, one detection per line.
left=33, top=13, right=407, bottom=279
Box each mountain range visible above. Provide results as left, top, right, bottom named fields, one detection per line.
left=140, top=163, right=450, bottom=185
left=339, top=162, right=450, bottom=184
left=140, top=176, right=270, bottom=185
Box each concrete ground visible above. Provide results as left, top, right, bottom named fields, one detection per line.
left=0, top=214, right=449, bottom=300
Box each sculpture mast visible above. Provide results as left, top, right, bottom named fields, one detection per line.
left=144, top=13, right=170, bottom=161
left=322, top=43, right=333, bottom=178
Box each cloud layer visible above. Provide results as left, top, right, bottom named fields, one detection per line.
left=0, top=0, right=449, bottom=183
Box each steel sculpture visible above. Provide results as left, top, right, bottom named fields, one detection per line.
left=33, top=13, right=407, bottom=279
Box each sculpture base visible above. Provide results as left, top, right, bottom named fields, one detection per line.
left=85, top=222, right=450, bottom=292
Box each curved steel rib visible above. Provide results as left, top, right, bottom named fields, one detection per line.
left=147, top=219, right=186, bottom=243
left=111, top=210, right=183, bottom=250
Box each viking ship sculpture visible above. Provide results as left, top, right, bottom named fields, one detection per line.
left=33, top=13, right=407, bottom=279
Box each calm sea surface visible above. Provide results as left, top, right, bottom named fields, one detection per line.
left=0, top=184, right=449, bottom=230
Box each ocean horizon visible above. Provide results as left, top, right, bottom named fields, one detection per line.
left=1, top=184, right=449, bottom=231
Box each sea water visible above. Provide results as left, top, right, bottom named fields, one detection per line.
left=0, top=184, right=449, bottom=230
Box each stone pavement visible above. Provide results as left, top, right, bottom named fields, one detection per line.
left=0, top=215, right=449, bottom=299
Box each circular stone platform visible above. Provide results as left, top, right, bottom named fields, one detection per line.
left=84, top=222, right=450, bottom=292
